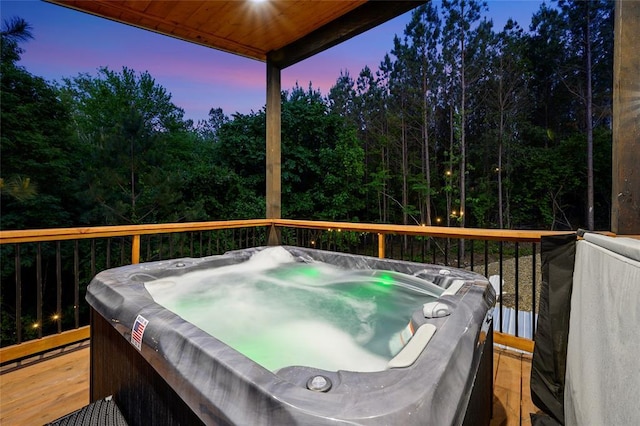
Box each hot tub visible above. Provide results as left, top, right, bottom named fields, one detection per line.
left=87, top=246, right=495, bottom=425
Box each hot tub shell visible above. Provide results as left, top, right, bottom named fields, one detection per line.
left=87, top=246, right=495, bottom=425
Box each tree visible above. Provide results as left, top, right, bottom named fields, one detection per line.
left=282, top=84, right=364, bottom=220
left=1, top=17, right=79, bottom=230
left=194, top=107, right=228, bottom=143
left=0, top=17, right=32, bottom=64
left=327, top=70, right=357, bottom=126
left=485, top=20, right=530, bottom=228
left=389, top=36, right=414, bottom=227
left=557, top=0, right=614, bottom=230
left=62, top=67, right=202, bottom=224
left=1, top=17, right=85, bottom=345
left=355, top=66, right=391, bottom=222
left=404, top=3, right=442, bottom=226
left=442, top=0, right=489, bottom=230
left=527, top=4, right=572, bottom=138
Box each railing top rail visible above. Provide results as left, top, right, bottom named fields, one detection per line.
left=0, top=219, right=272, bottom=244
left=273, top=219, right=576, bottom=242
left=1, top=217, right=591, bottom=245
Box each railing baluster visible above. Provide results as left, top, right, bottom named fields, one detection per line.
left=158, top=234, right=164, bottom=260
left=91, top=240, right=96, bottom=278
left=409, top=237, right=414, bottom=261
left=484, top=241, right=489, bottom=279
left=470, top=240, right=475, bottom=271
left=532, top=242, right=537, bottom=337
left=432, top=241, right=436, bottom=264
left=120, top=237, right=125, bottom=265
left=515, top=242, right=519, bottom=337
left=106, top=238, right=111, bottom=268
left=15, top=244, right=22, bottom=344
left=74, top=240, right=80, bottom=328
left=36, top=243, right=43, bottom=339
left=56, top=242, right=62, bottom=334
left=457, top=238, right=462, bottom=268
left=444, top=239, right=449, bottom=266
left=499, top=241, right=504, bottom=333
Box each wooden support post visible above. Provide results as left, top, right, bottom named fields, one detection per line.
left=612, top=0, right=640, bottom=234
left=131, top=234, right=140, bottom=264
left=266, top=60, right=282, bottom=245
left=378, top=233, right=385, bottom=258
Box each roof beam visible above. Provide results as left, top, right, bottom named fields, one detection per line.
left=267, top=1, right=425, bottom=69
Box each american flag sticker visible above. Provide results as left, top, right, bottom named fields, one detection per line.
left=131, top=314, right=149, bottom=351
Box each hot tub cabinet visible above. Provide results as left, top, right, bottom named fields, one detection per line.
left=87, top=246, right=495, bottom=425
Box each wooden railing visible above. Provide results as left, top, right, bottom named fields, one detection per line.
left=1, top=219, right=573, bottom=363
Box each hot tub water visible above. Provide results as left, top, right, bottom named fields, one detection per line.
left=145, top=247, right=442, bottom=372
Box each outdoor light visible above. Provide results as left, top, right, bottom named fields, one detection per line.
left=52, top=313, right=61, bottom=321
left=445, top=170, right=452, bottom=176
left=32, top=322, right=39, bottom=329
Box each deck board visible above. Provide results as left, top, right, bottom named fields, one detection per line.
left=1, top=345, right=537, bottom=425
left=490, top=347, right=539, bottom=425
left=0, top=347, right=89, bottom=425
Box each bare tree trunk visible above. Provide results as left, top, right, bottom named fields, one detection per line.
left=401, top=115, right=409, bottom=227
left=459, top=37, right=466, bottom=260
left=447, top=102, right=454, bottom=227
left=585, top=3, right=594, bottom=230
left=422, top=67, right=432, bottom=226
left=130, top=137, right=136, bottom=220
left=498, top=65, right=504, bottom=229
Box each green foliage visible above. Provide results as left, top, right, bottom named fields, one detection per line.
left=1, top=17, right=33, bottom=65
left=1, top=31, right=79, bottom=230
left=61, top=67, right=204, bottom=225
left=283, top=85, right=364, bottom=219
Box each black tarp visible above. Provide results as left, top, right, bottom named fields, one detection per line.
left=530, top=233, right=576, bottom=425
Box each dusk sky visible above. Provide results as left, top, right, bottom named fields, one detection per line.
left=3, top=0, right=546, bottom=123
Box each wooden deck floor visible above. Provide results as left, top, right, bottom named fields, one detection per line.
left=491, top=347, right=538, bottom=426
left=1, top=345, right=537, bottom=425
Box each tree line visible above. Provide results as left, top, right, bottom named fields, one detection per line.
left=2, top=0, right=614, bottom=233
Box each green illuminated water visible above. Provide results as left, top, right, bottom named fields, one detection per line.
left=145, top=248, right=443, bottom=372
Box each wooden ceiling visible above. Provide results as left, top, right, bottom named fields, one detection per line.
left=46, top=1, right=425, bottom=68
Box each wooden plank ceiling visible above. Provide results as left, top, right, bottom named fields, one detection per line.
left=46, top=0, right=425, bottom=68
